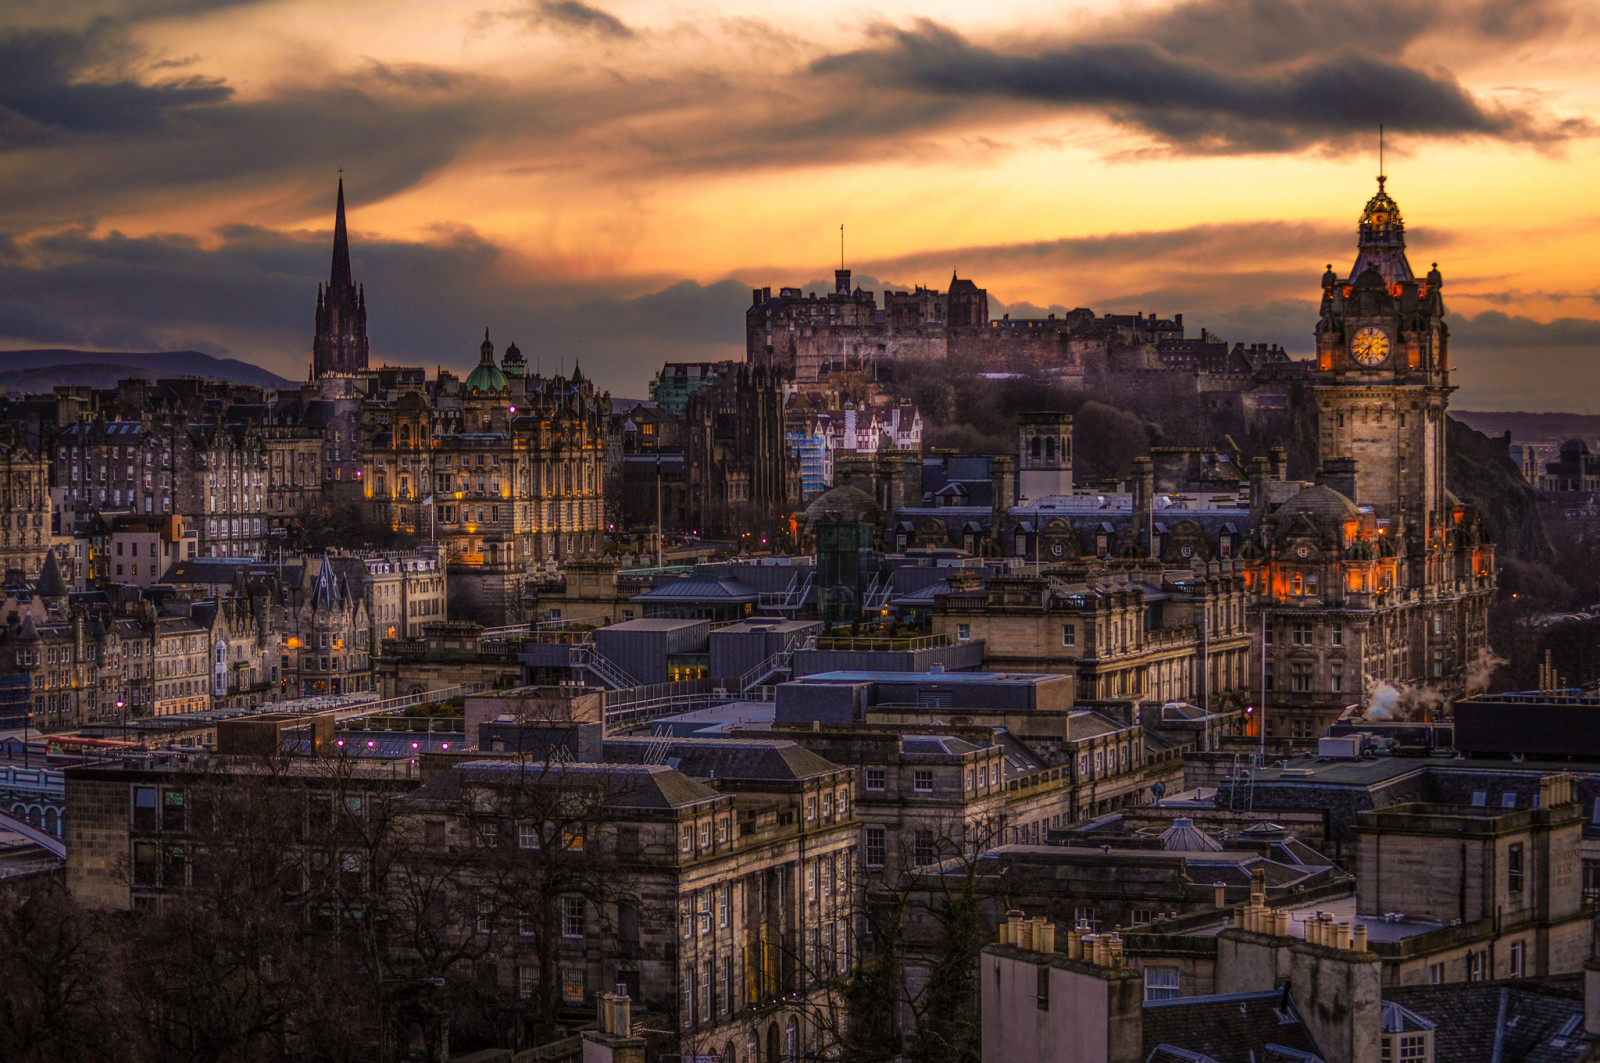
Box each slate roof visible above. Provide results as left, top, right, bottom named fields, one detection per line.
left=602, top=737, right=844, bottom=784
left=1067, top=710, right=1128, bottom=740
left=1384, top=977, right=1589, bottom=1063
left=901, top=734, right=983, bottom=757
left=633, top=578, right=758, bottom=604
left=1142, top=989, right=1324, bottom=1062
left=406, top=759, right=722, bottom=811
left=1145, top=986, right=1331, bottom=1063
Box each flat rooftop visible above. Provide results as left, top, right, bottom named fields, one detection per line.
left=1176, top=892, right=1442, bottom=944
left=792, top=670, right=1062, bottom=685
left=1238, top=756, right=1426, bottom=787
left=646, top=701, right=777, bottom=734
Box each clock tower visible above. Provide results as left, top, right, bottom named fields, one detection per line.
left=1313, top=176, right=1451, bottom=570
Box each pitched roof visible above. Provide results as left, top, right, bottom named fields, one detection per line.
left=602, top=737, right=844, bottom=784
left=35, top=549, right=65, bottom=598
left=1383, top=977, right=1588, bottom=1063
left=407, top=760, right=722, bottom=812
left=1142, top=989, right=1324, bottom=1062
left=632, top=578, right=758, bottom=604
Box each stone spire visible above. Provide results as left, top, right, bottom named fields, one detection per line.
left=330, top=177, right=353, bottom=291
left=312, top=176, right=370, bottom=378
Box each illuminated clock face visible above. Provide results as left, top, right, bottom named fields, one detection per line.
left=1351, top=326, right=1390, bottom=367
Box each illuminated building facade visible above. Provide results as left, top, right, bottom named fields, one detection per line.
left=361, top=334, right=610, bottom=624
left=1248, top=179, right=1496, bottom=743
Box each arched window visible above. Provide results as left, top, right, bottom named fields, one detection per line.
left=785, top=1018, right=799, bottom=1062
left=1030, top=437, right=1041, bottom=458
left=1045, top=437, right=1057, bottom=460
left=399, top=424, right=411, bottom=447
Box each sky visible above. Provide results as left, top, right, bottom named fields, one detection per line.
left=2, top=0, right=1599, bottom=409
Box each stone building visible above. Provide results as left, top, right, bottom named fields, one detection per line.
left=54, top=416, right=271, bottom=560
left=194, top=592, right=281, bottom=710
left=151, top=611, right=212, bottom=717
left=188, top=419, right=268, bottom=558
left=931, top=563, right=1252, bottom=709
left=361, top=334, right=611, bottom=624
left=1251, top=179, right=1497, bottom=742
left=99, top=514, right=196, bottom=588
left=311, top=178, right=370, bottom=379
left=261, top=421, right=323, bottom=534
left=62, top=754, right=418, bottom=912
left=321, top=547, right=447, bottom=649
left=407, top=737, right=858, bottom=1063
left=0, top=437, right=50, bottom=581
left=281, top=557, right=371, bottom=697
left=55, top=419, right=179, bottom=523
left=373, top=620, right=523, bottom=699
left=682, top=363, right=801, bottom=540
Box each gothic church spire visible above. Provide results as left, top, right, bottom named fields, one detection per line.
left=330, top=176, right=353, bottom=291
left=312, top=175, right=370, bottom=378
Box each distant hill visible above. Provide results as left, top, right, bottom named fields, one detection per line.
left=1453, top=410, right=1600, bottom=444
left=0, top=349, right=295, bottom=392
left=1446, top=416, right=1554, bottom=564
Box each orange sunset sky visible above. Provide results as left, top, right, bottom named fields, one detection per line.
left=3, top=0, right=1599, bottom=408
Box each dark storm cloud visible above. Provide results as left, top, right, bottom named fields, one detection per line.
left=810, top=0, right=1589, bottom=155
left=1452, top=310, right=1600, bottom=348
left=530, top=0, right=634, bottom=38
left=0, top=25, right=230, bottom=147
left=473, top=0, right=635, bottom=39
left=1115, top=0, right=1568, bottom=67
left=812, top=20, right=1556, bottom=153
left=0, top=24, right=514, bottom=228
left=855, top=221, right=1355, bottom=278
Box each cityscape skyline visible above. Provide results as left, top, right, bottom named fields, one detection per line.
left=3, top=0, right=1600, bottom=406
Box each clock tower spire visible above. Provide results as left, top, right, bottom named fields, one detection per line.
left=1313, top=175, right=1451, bottom=572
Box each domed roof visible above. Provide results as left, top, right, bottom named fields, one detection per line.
left=1279, top=484, right=1358, bottom=524
left=466, top=327, right=508, bottom=394
left=804, top=484, right=883, bottom=524
left=1158, top=817, right=1223, bottom=853
left=1360, top=178, right=1402, bottom=231
left=466, top=361, right=508, bottom=394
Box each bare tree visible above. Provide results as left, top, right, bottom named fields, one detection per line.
left=0, top=878, right=119, bottom=1063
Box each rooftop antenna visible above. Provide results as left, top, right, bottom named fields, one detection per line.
left=840, top=223, right=844, bottom=271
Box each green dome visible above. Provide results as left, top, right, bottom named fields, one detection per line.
left=466, top=327, right=508, bottom=393
left=466, top=361, right=508, bottom=393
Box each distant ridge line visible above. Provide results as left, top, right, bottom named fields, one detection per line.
left=0, top=349, right=294, bottom=389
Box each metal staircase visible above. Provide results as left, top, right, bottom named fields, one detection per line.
left=737, top=634, right=816, bottom=695
left=570, top=642, right=643, bottom=691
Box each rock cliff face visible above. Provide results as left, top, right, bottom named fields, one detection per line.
left=1446, top=416, right=1553, bottom=564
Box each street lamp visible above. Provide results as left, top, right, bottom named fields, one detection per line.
left=116, top=699, right=126, bottom=746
